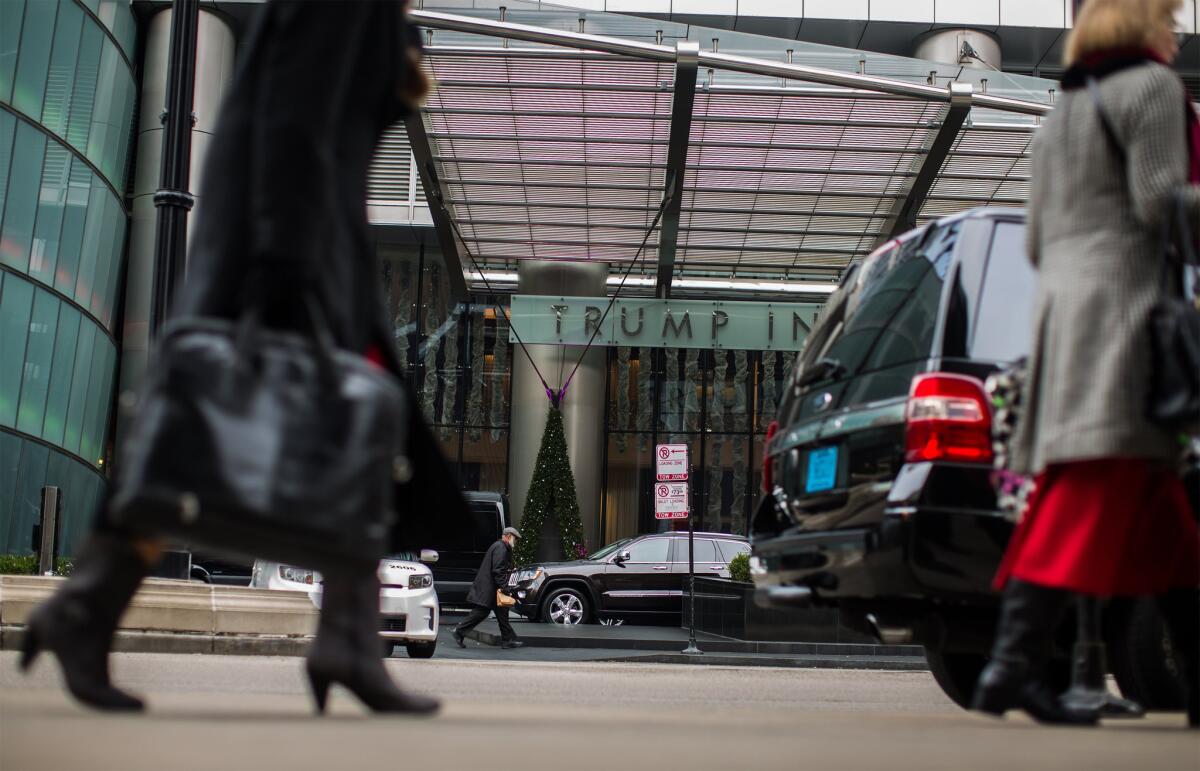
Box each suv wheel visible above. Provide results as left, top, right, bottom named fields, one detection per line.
left=542, top=587, right=590, bottom=625
left=925, top=648, right=987, bottom=709
left=925, top=645, right=1075, bottom=711
left=1107, top=597, right=1185, bottom=710
left=406, top=640, right=437, bottom=659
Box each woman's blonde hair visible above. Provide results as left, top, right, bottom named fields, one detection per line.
left=1065, top=0, right=1182, bottom=66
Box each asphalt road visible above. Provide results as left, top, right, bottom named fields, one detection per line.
left=2, top=651, right=1196, bottom=771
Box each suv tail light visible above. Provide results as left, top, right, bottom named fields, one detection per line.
left=905, top=374, right=993, bottom=464
left=761, top=420, right=779, bottom=492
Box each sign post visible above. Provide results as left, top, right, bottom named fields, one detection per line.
left=655, top=444, right=701, bottom=655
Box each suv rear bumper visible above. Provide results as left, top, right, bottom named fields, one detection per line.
left=752, top=507, right=1014, bottom=603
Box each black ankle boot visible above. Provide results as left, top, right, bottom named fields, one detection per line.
left=972, top=580, right=1098, bottom=725
left=19, top=534, right=148, bottom=711
left=1158, top=588, right=1200, bottom=728
left=306, top=570, right=439, bottom=715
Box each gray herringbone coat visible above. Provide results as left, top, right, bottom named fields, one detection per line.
left=1010, top=62, right=1200, bottom=475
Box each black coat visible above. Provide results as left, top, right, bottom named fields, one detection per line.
left=176, top=1, right=469, bottom=554
left=467, top=540, right=513, bottom=607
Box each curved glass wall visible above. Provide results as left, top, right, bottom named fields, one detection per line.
left=0, top=0, right=135, bottom=556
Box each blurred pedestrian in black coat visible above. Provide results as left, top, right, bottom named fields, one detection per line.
left=22, top=0, right=470, bottom=716
left=454, top=527, right=525, bottom=649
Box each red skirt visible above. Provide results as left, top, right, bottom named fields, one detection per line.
left=993, top=458, right=1200, bottom=595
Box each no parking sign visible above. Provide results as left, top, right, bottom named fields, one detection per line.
left=654, top=482, right=689, bottom=519
left=655, top=443, right=689, bottom=481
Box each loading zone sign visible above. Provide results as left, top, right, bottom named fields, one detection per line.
left=654, top=483, right=689, bottom=520
left=655, top=444, right=689, bottom=481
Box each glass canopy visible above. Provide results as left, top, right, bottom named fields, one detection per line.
left=379, top=0, right=1053, bottom=297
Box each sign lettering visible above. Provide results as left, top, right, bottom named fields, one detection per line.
left=512, top=296, right=822, bottom=351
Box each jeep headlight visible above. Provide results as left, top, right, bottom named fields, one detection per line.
left=513, top=568, right=543, bottom=583
left=279, top=565, right=321, bottom=585
left=407, top=573, right=433, bottom=589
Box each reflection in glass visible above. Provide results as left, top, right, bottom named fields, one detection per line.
left=62, top=317, right=96, bottom=454
left=54, top=158, right=90, bottom=296
left=0, top=274, right=34, bottom=427
left=16, top=287, right=57, bottom=435
left=30, top=142, right=70, bottom=285
left=65, top=22, right=102, bottom=151
left=603, top=434, right=650, bottom=544
left=12, top=0, right=55, bottom=120
left=2, top=120, right=46, bottom=272
left=703, top=434, right=750, bottom=535
left=42, top=304, right=80, bottom=445
left=42, top=1, right=84, bottom=137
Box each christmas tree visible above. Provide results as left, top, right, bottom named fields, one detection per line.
left=514, top=403, right=587, bottom=566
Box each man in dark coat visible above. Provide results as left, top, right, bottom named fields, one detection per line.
left=453, top=527, right=524, bottom=649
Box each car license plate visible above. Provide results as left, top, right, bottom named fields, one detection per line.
left=805, top=446, right=838, bottom=493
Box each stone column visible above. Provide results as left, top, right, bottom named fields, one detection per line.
left=507, top=261, right=609, bottom=552
left=116, top=9, right=235, bottom=436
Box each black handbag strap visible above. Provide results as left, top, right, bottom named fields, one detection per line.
left=233, top=289, right=342, bottom=387
left=1086, top=76, right=1126, bottom=162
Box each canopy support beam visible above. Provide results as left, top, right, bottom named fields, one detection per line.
left=656, top=42, right=699, bottom=299
left=405, top=113, right=469, bottom=299
left=877, top=82, right=973, bottom=245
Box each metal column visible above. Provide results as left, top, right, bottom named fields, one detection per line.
left=149, top=0, right=200, bottom=336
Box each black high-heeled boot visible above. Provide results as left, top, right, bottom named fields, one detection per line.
left=972, top=580, right=1098, bottom=725
left=1158, top=587, right=1199, bottom=728
left=19, top=534, right=149, bottom=711
left=305, top=569, right=439, bottom=715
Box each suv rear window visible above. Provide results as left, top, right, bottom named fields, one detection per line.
left=794, top=223, right=958, bottom=410
left=970, top=221, right=1036, bottom=362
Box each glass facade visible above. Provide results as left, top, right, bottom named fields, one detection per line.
left=603, top=347, right=795, bottom=543
left=378, top=240, right=514, bottom=493
left=380, top=238, right=797, bottom=550
left=0, top=0, right=135, bottom=556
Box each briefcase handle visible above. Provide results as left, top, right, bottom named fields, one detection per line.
left=232, top=290, right=343, bottom=386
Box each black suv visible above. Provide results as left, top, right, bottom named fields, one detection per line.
left=751, top=207, right=1182, bottom=709
left=428, top=491, right=510, bottom=605
left=510, top=532, right=750, bottom=625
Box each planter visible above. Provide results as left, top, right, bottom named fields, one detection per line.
left=682, top=576, right=875, bottom=644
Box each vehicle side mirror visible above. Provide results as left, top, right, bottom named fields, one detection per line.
left=614, top=551, right=631, bottom=565
left=419, top=549, right=439, bottom=563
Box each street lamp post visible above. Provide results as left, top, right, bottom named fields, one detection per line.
left=149, top=0, right=200, bottom=337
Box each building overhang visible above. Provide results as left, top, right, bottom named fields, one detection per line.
left=374, top=2, right=1056, bottom=299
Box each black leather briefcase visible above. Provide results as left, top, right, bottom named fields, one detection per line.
left=109, top=299, right=407, bottom=571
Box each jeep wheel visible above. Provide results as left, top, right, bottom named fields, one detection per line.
left=925, top=648, right=987, bottom=709
left=542, top=587, right=591, bottom=625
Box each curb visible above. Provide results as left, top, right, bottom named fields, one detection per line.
left=0, top=574, right=318, bottom=658
left=1, top=625, right=313, bottom=657
left=599, top=652, right=929, bottom=671
left=462, top=627, right=922, bottom=659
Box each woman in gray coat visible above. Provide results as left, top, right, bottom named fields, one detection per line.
left=972, top=0, right=1200, bottom=727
